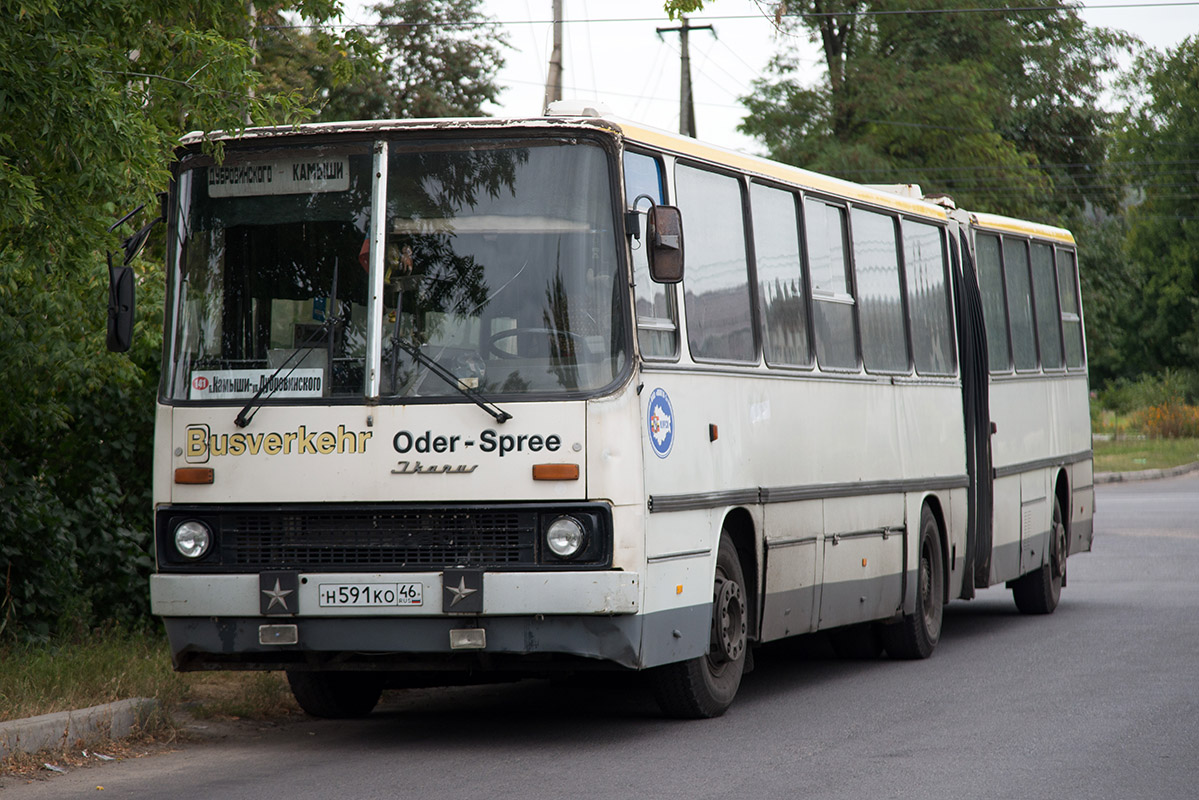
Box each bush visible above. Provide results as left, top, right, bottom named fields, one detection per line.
left=1097, top=369, right=1199, bottom=415
left=1132, top=402, right=1199, bottom=439
left=0, top=257, right=163, bottom=642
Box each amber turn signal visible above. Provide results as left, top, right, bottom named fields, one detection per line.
left=532, top=463, right=580, bottom=481
left=175, top=467, right=214, bottom=484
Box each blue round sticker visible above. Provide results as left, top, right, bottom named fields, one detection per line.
left=647, top=388, right=675, bottom=459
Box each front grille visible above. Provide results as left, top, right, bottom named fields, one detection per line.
left=156, top=504, right=612, bottom=572
left=224, top=509, right=533, bottom=569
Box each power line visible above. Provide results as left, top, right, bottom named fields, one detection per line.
left=832, top=158, right=1199, bottom=176
left=264, top=3, right=1199, bottom=30
left=501, top=75, right=747, bottom=111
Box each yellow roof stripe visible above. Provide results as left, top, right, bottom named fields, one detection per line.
left=617, top=122, right=949, bottom=222
left=971, top=211, right=1075, bottom=245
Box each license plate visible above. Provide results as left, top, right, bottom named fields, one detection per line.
left=317, top=582, right=423, bottom=607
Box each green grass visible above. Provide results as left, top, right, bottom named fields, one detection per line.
left=1093, top=436, right=1199, bottom=473
left=0, top=627, right=187, bottom=722
left=0, top=627, right=297, bottom=724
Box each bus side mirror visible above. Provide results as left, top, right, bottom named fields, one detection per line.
left=646, top=205, right=684, bottom=284
left=104, top=195, right=163, bottom=353
left=107, top=259, right=135, bottom=353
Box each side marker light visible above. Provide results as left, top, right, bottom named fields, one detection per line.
left=175, top=468, right=214, bottom=484
left=532, top=463, right=579, bottom=481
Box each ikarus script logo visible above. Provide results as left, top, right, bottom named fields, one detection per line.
left=647, top=388, right=675, bottom=459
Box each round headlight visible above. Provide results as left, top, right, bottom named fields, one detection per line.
left=546, top=516, right=586, bottom=558
left=174, top=520, right=212, bottom=559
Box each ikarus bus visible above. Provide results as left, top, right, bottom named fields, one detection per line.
left=120, top=108, right=1092, bottom=719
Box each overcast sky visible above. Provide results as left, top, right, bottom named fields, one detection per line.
left=340, top=1, right=1199, bottom=153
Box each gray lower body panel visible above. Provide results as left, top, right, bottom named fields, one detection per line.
left=164, top=605, right=711, bottom=673
left=818, top=572, right=906, bottom=630
left=1071, top=515, right=1094, bottom=555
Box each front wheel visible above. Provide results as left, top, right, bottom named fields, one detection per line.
left=880, top=506, right=944, bottom=660
left=1011, top=494, right=1066, bottom=614
left=651, top=533, right=748, bottom=719
left=286, top=670, right=383, bottom=719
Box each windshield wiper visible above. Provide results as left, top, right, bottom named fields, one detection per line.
left=234, top=313, right=342, bottom=429
left=391, top=336, right=511, bottom=424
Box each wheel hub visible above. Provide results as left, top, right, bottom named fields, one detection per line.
left=711, top=576, right=746, bottom=664
left=1051, top=518, right=1067, bottom=579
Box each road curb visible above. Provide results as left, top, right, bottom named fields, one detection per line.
left=1094, top=461, right=1199, bottom=484
left=0, top=698, right=159, bottom=761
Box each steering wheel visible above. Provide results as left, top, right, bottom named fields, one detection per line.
left=486, top=327, right=589, bottom=359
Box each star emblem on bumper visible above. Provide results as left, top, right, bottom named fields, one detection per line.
left=262, top=578, right=294, bottom=612
left=445, top=576, right=478, bottom=607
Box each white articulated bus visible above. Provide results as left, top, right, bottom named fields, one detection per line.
left=136, top=109, right=1092, bottom=719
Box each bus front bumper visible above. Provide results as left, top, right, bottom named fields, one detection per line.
left=151, top=571, right=686, bottom=671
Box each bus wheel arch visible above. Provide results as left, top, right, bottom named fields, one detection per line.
left=920, top=494, right=951, bottom=605
left=650, top=522, right=752, bottom=719
left=1055, top=469, right=1072, bottom=565
left=721, top=507, right=759, bottom=641
left=881, top=502, right=944, bottom=660
left=1011, top=473, right=1068, bottom=614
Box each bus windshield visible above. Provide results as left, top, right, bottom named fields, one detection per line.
left=165, top=137, right=627, bottom=403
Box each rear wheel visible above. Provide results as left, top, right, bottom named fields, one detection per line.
left=880, top=506, right=943, bottom=660
left=286, top=670, right=383, bottom=719
left=651, top=533, right=748, bottom=719
left=1011, top=494, right=1066, bottom=614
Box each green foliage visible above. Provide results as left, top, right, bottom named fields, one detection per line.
left=1073, top=213, right=1145, bottom=387
left=739, top=0, right=1128, bottom=220
left=0, top=0, right=350, bottom=640
left=0, top=624, right=187, bottom=722
left=664, top=0, right=708, bottom=19
left=1, top=0, right=511, bottom=641
left=1114, top=37, right=1199, bottom=375
left=1097, top=369, right=1199, bottom=415
left=258, top=0, right=507, bottom=122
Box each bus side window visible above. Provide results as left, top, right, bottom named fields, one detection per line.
left=1056, top=248, right=1085, bottom=369
left=751, top=183, right=811, bottom=367
left=904, top=220, right=956, bottom=376
left=1003, top=237, right=1038, bottom=371
left=976, top=233, right=1011, bottom=372
left=805, top=198, right=858, bottom=370
left=1030, top=241, right=1064, bottom=370
left=624, top=151, right=677, bottom=359
left=851, top=207, right=909, bottom=373
left=675, top=163, right=756, bottom=363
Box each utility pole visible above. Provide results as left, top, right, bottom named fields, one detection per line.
left=656, top=16, right=714, bottom=138
left=543, top=0, right=564, bottom=111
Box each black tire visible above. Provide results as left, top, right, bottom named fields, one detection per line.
left=1011, top=493, right=1066, bottom=614
left=286, top=670, right=383, bottom=719
left=829, top=623, right=884, bottom=660
left=651, top=534, right=748, bottom=719
left=880, top=506, right=944, bottom=660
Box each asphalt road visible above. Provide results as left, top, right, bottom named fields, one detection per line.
left=5, top=474, right=1197, bottom=799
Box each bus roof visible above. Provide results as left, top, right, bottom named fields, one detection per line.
left=970, top=210, right=1076, bottom=245
left=613, top=120, right=949, bottom=221
left=177, top=116, right=622, bottom=147
left=180, top=115, right=951, bottom=223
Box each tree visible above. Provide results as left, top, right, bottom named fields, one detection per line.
left=1115, top=37, right=1199, bottom=374
left=0, top=0, right=357, bottom=639
left=258, top=0, right=507, bottom=122
left=738, top=1, right=1127, bottom=220
left=1073, top=214, right=1145, bottom=387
